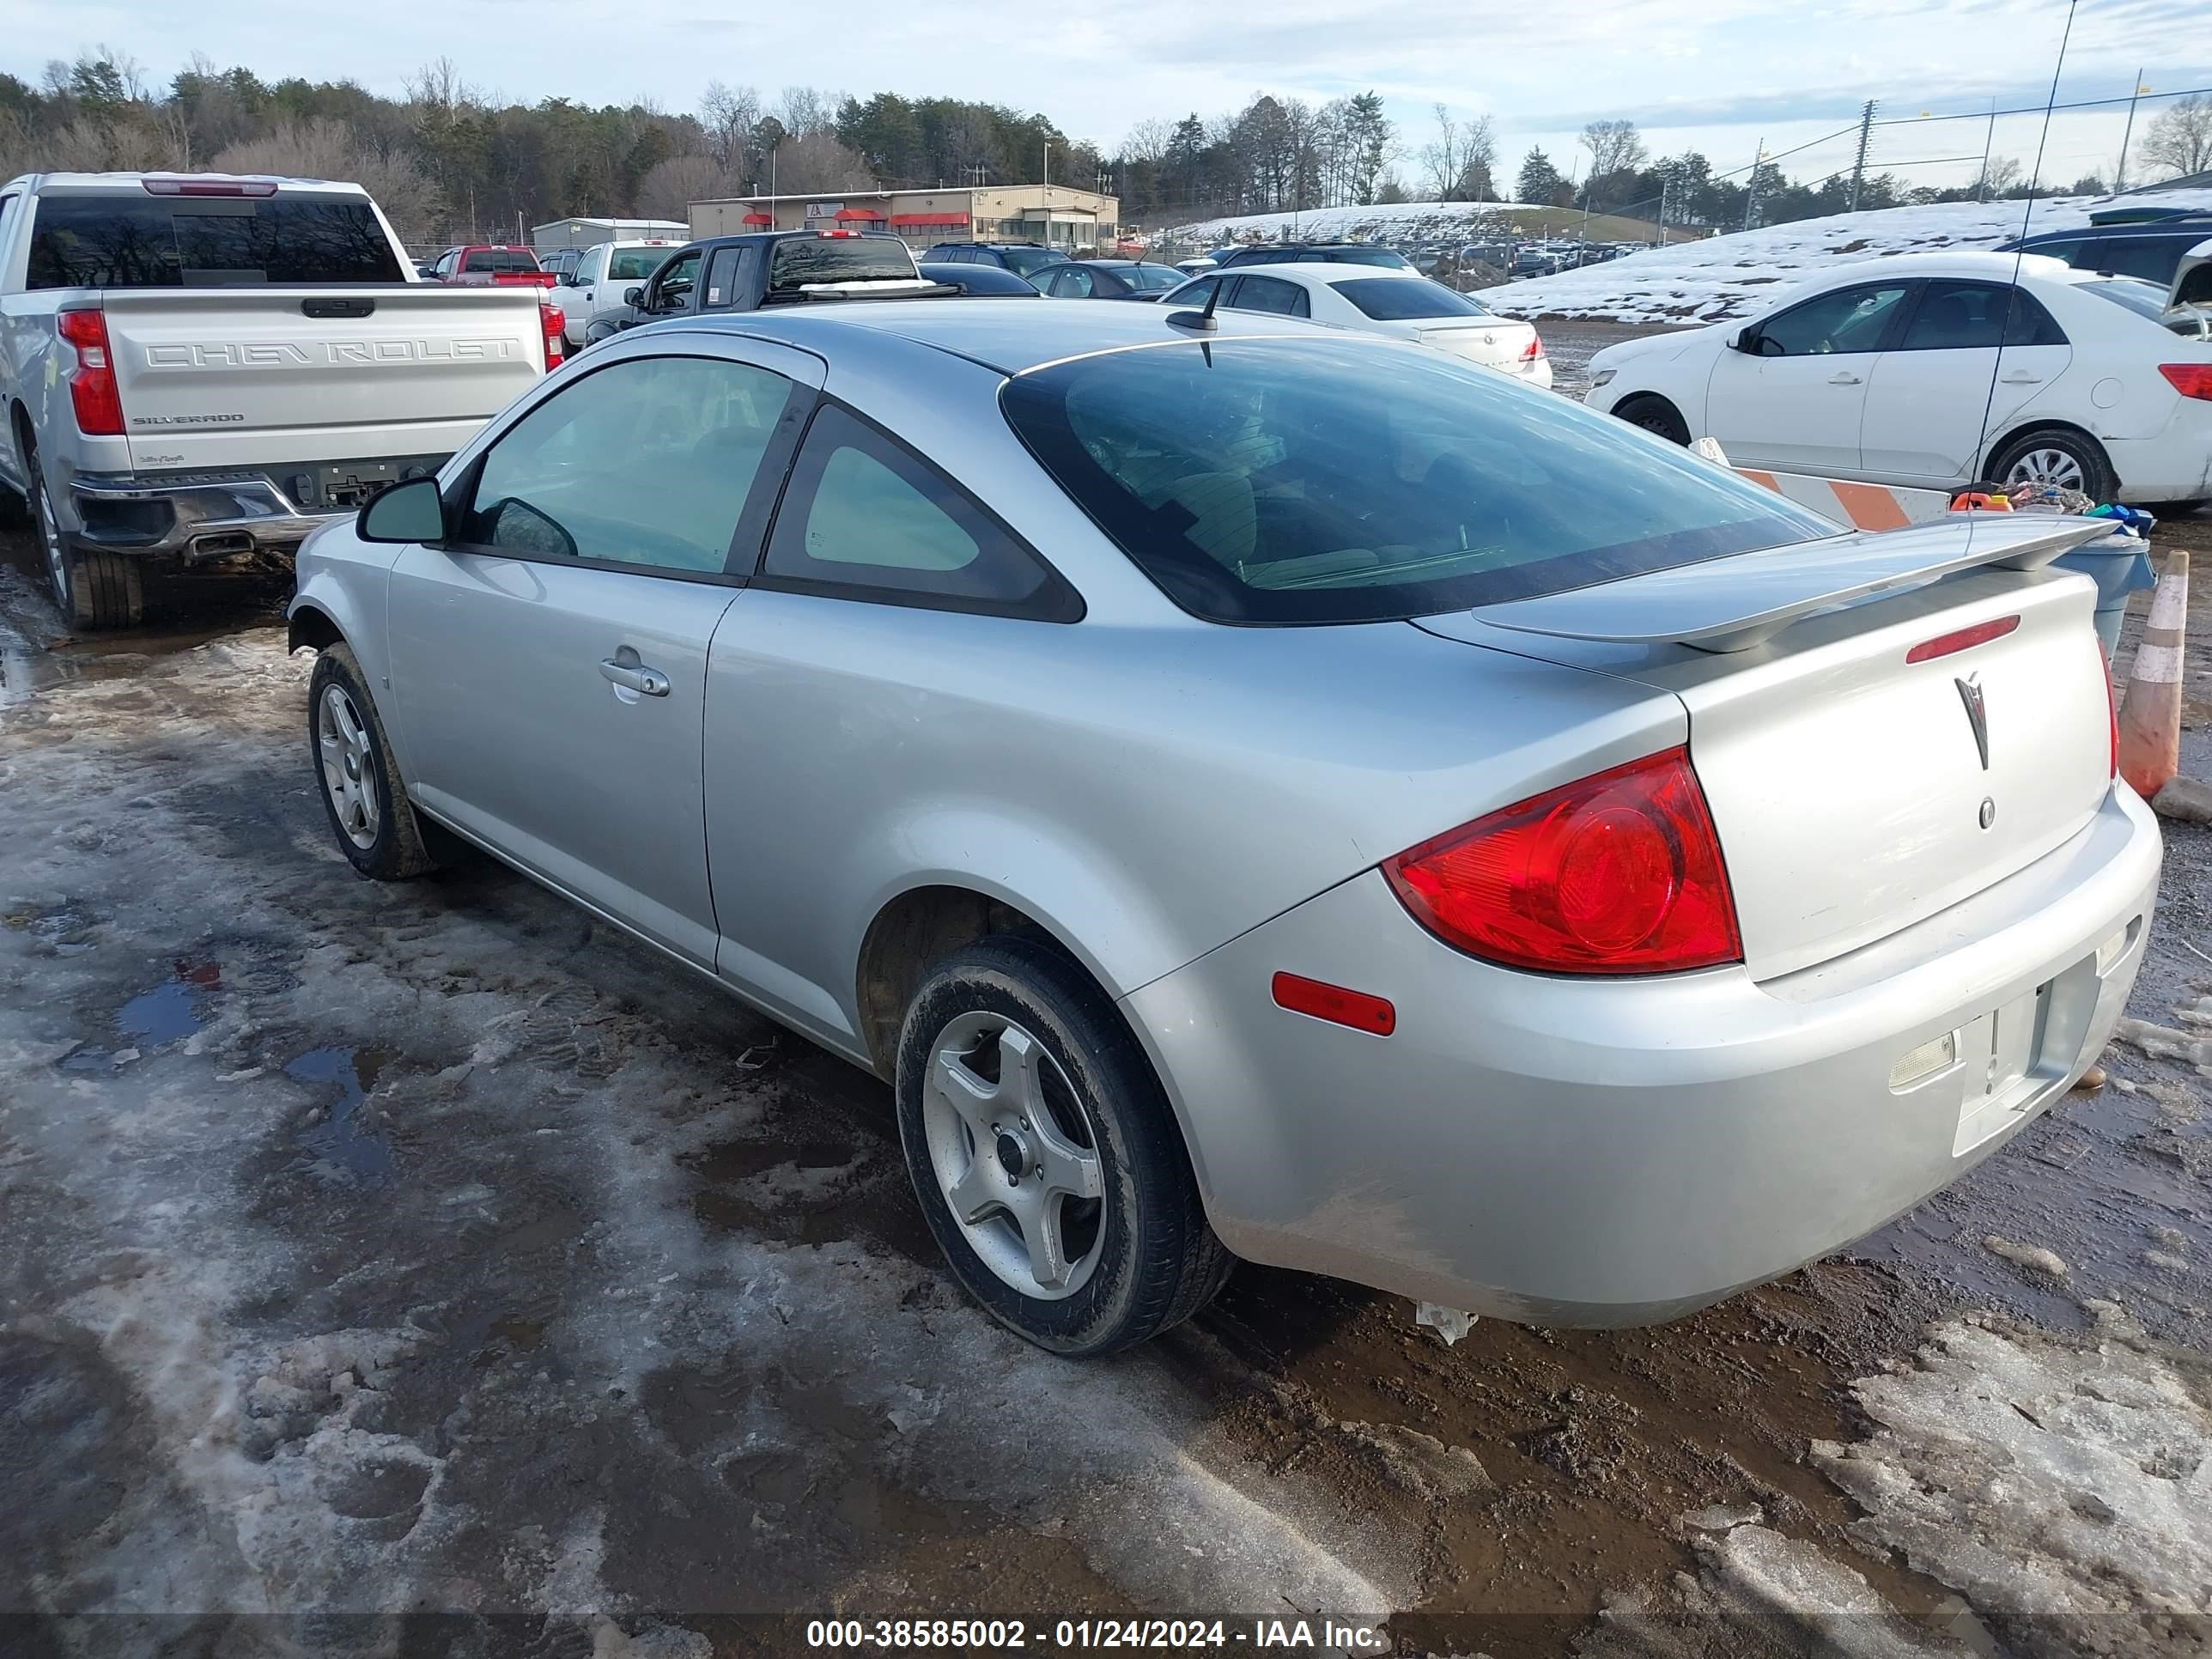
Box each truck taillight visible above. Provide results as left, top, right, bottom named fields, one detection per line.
left=57, top=308, right=124, bottom=436
left=1383, top=748, right=1741, bottom=975
left=540, top=301, right=565, bottom=370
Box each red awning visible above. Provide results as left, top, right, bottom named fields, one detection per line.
left=834, top=205, right=885, bottom=221
left=890, top=212, right=970, bottom=228
left=742, top=211, right=772, bottom=225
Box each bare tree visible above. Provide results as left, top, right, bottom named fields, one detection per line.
left=1121, top=117, right=1175, bottom=166
left=2141, top=94, right=2212, bottom=179
left=639, top=153, right=735, bottom=219
left=699, top=81, right=760, bottom=169
left=1977, top=154, right=2023, bottom=198
left=771, top=128, right=876, bottom=193
left=405, top=58, right=479, bottom=115
left=775, top=86, right=839, bottom=140
left=1420, top=104, right=1464, bottom=200
left=1578, top=118, right=1648, bottom=181
left=212, top=120, right=442, bottom=241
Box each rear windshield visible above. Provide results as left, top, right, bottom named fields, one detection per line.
left=2079, top=276, right=2172, bottom=321
left=463, top=247, right=538, bottom=273
left=607, top=248, right=666, bottom=281
left=1123, top=264, right=1183, bottom=290
left=767, top=236, right=917, bottom=293
left=27, top=193, right=404, bottom=288
left=1312, top=246, right=1408, bottom=267
left=1001, top=337, right=1837, bottom=625
left=1335, top=277, right=1492, bottom=319
left=999, top=246, right=1066, bottom=277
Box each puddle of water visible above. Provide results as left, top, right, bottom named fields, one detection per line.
left=118, top=981, right=204, bottom=1045
left=0, top=643, right=83, bottom=711
left=285, top=1047, right=398, bottom=1182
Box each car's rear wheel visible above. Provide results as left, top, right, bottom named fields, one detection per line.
left=307, top=643, right=437, bottom=881
left=26, top=440, right=143, bottom=630
left=895, top=936, right=1232, bottom=1357
left=1987, top=427, right=2118, bottom=503
left=1613, top=394, right=1691, bottom=445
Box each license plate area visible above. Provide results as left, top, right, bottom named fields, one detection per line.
left=1952, top=982, right=2054, bottom=1155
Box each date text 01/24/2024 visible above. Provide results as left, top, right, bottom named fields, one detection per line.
left=805, top=1618, right=1389, bottom=1650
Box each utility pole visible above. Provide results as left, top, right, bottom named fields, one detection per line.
left=1848, top=99, right=1878, bottom=211
left=1977, top=97, right=1996, bottom=202
left=1656, top=178, right=1667, bottom=245
left=1042, top=140, right=1050, bottom=186
left=1742, top=139, right=1764, bottom=231
left=2115, top=70, right=2148, bottom=191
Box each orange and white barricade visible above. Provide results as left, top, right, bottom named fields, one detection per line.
left=1732, top=468, right=1954, bottom=532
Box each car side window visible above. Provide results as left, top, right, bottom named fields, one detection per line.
left=434, top=249, right=458, bottom=277
left=2085, top=236, right=2185, bottom=284
left=2025, top=238, right=2081, bottom=266
left=703, top=246, right=743, bottom=309
left=1169, top=276, right=1221, bottom=308
left=577, top=246, right=604, bottom=284
left=1898, top=281, right=2069, bottom=350
left=460, top=355, right=802, bottom=576
left=1057, top=267, right=1095, bottom=297
left=1231, top=275, right=1310, bottom=318
left=653, top=249, right=702, bottom=311
left=1756, top=283, right=1909, bottom=356
left=761, top=403, right=1082, bottom=621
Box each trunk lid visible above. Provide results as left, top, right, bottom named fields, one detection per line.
left=1416, top=516, right=2116, bottom=979
left=101, top=286, right=548, bottom=471
left=1416, top=317, right=1537, bottom=372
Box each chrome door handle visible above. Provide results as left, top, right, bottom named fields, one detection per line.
left=2001, top=371, right=2043, bottom=384
left=1828, top=372, right=1863, bottom=385
left=599, top=658, right=671, bottom=697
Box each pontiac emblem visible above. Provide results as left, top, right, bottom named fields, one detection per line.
left=1954, top=674, right=1990, bottom=770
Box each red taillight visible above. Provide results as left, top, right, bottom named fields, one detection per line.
left=1271, top=972, right=1396, bottom=1036
left=1905, top=614, right=2020, bottom=663
left=1520, top=332, right=1546, bottom=363
left=57, top=308, right=124, bottom=436
left=539, top=301, right=565, bottom=370
left=1383, top=748, right=1741, bottom=975
left=817, top=229, right=862, bottom=238
left=2158, top=363, right=2212, bottom=401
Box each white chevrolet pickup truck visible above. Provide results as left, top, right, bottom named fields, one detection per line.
left=0, top=172, right=562, bottom=627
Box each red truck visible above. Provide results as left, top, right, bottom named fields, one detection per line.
left=420, top=245, right=564, bottom=367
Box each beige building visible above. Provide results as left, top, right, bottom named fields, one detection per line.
left=690, top=185, right=1119, bottom=251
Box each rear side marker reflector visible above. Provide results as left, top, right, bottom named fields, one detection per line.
left=1271, top=972, right=1396, bottom=1036
left=1906, top=615, right=2020, bottom=663
left=1887, top=1030, right=1957, bottom=1091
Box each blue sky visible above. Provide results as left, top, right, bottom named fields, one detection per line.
left=13, top=0, right=2212, bottom=197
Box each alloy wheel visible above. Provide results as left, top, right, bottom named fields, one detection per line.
left=2006, top=447, right=2086, bottom=492
left=317, top=684, right=382, bottom=851
left=921, top=1011, right=1106, bottom=1300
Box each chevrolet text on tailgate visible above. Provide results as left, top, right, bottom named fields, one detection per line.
left=0, top=172, right=565, bottom=628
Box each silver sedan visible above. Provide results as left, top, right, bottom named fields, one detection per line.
left=290, top=302, right=2160, bottom=1355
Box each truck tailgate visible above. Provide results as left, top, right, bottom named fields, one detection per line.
left=101, top=286, right=546, bottom=471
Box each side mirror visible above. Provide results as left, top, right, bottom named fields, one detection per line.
left=358, top=477, right=447, bottom=544
left=623, top=285, right=644, bottom=307
left=1731, top=327, right=1759, bottom=354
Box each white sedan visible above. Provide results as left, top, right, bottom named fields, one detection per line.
left=1158, top=264, right=1552, bottom=388
left=1584, top=250, right=2212, bottom=506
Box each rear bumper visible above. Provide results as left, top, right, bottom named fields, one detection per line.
left=2106, top=409, right=2212, bottom=503
left=64, top=456, right=447, bottom=562
left=1123, top=785, right=2160, bottom=1325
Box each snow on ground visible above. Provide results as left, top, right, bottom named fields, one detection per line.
left=1485, top=191, right=2212, bottom=325
left=1158, top=199, right=1641, bottom=248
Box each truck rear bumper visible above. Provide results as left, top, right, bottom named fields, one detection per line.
left=66, top=455, right=448, bottom=563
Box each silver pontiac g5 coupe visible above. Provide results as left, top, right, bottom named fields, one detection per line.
left=290, top=301, right=2160, bottom=1356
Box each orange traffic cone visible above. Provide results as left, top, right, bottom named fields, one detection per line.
left=2117, top=550, right=2188, bottom=799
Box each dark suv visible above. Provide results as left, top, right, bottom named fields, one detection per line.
left=1212, top=243, right=1410, bottom=270
left=2000, top=205, right=2212, bottom=288
left=923, top=242, right=1072, bottom=279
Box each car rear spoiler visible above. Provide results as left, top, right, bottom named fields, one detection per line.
left=1468, top=514, right=2111, bottom=653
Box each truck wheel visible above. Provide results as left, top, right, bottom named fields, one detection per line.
left=27, top=443, right=143, bottom=630
left=307, top=643, right=437, bottom=881
left=895, top=936, right=1233, bottom=1358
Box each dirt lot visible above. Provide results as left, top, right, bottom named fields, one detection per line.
left=3, top=453, right=2210, bottom=1656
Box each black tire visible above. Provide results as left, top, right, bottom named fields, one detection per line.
left=2141, top=498, right=2208, bottom=519
left=1613, top=394, right=1692, bottom=445
left=895, top=936, right=1233, bottom=1357
left=1985, top=426, right=2118, bottom=504
left=26, top=440, right=143, bottom=629
left=307, top=642, right=436, bottom=881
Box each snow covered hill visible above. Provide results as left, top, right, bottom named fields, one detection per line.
left=1158, top=199, right=1671, bottom=248
left=1485, top=191, right=2212, bottom=325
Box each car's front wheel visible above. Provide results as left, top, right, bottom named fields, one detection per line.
left=307, top=643, right=438, bottom=881
left=1613, top=393, right=1692, bottom=445
left=895, top=937, right=1233, bottom=1357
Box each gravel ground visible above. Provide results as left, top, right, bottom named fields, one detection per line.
left=3, top=420, right=2209, bottom=1656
